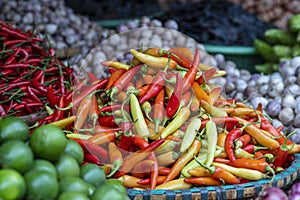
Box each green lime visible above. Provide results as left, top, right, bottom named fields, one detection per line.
left=55, top=154, right=80, bottom=179
left=31, top=159, right=57, bottom=178
left=64, top=139, right=84, bottom=165
left=91, top=184, right=130, bottom=200
left=59, top=176, right=90, bottom=196
left=0, top=169, right=26, bottom=200
left=80, top=163, right=106, bottom=187
left=0, top=140, right=33, bottom=173
left=106, top=179, right=127, bottom=194
left=24, top=169, right=59, bottom=200
left=58, top=191, right=89, bottom=200
left=0, top=116, right=29, bottom=143
left=30, top=124, right=67, bottom=161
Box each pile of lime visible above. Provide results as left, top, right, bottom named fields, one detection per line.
left=0, top=116, right=129, bottom=200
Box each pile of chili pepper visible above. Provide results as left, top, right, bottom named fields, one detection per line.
left=0, top=22, right=76, bottom=123
left=57, top=46, right=300, bottom=190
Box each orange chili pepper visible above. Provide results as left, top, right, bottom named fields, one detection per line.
left=187, top=166, right=210, bottom=177
left=163, top=139, right=201, bottom=183
left=74, top=90, right=98, bottom=130
left=192, top=82, right=211, bottom=104
left=119, top=175, right=149, bottom=189
left=105, top=68, right=126, bottom=90
left=153, top=89, right=165, bottom=133
left=88, top=131, right=121, bottom=145
left=217, top=132, right=227, bottom=148
left=234, top=117, right=280, bottom=150
left=107, top=142, right=123, bottom=177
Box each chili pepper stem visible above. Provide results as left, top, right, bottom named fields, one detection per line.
left=107, top=159, right=123, bottom=178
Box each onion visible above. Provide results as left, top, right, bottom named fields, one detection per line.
left=256, top=187, right=288, bottom=200
left=265, top=100, right=281, bottom=117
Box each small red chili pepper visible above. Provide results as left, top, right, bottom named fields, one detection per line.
left=46, top=85, right=58, bottom=108
left=98, top=115, right=118, bottom=127
left=0, top=105, right=7, bottom=117
left=114, top=138, right=165, bottom=178
left=138, top=70, right=166, bottom=104
left=234, top=134, right=252, bottom=148
left=75, top=139, right=109, bottom=164
left=52, top=96, right=65, bottom=122
left=6, top=47, right=21, bottom=65
left=200, top=117, right=239, bottom=129
left=73, top=78, right=108, bottom=107
left=84, top=152, right=104, bottom=166
left=242, top=144, right=269, bottom=154
left=1, top=27, right=29, bottom=40
left=137, top=176, right=166, bottom=185
left=109, top=65, right=141, bottom=98
left=273, top=132, right=295, bottom=168
left=118, top=131, right=134, bottom=154
left=166, top=73, right=183, bottom=118
left=27, top=86, right=42, bottom=103
left=182, top=49, right=200, bottom=93
left=132, top=134, right=149, bottom=149
left=225, top=128, right=243, bottom=162
left=260, top=117, right=281, bottom=137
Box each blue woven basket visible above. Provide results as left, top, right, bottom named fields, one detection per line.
left=127, top=154, right=300, bottom=200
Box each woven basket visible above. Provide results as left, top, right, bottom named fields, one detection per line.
left=127, top=154, right=300, bottom=200
left=203, top=44, right=263, bottom=73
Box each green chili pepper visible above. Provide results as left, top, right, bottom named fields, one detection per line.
left=180, top=118, right=201, bottom=153
left=129, top=93, right=150, bottom=140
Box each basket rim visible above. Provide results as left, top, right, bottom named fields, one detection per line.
left=203, top=44, right=257, bottom=56
left=127, top=154, right=300, bottom=199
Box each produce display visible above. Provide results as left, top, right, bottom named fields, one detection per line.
left=211, top=54, right=300, bottom=144
left=1, top=0, right=300, bottom=199
left=158, top=0, right=275, bottom=46
left=0, top=0, right=107, bottom=65
left=254, top=14, right=300, bottom=74
left=63, top=47, right=299, bottom=191
left=0, top=116, right=129, bottom=200
left=0, top=22, right=75, bottom=122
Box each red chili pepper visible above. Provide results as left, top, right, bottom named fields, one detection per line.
left=98, top=115, right=117, bottom=127
left=234, top=134, right=252, bottom=148
left=75, top=139, right=109, bottom=163
left=273, top=132, right=295, bottom=168
left=52, top=96, right=65, bottom=122
left=132, top=134, right=149, bottom=149
left=6, top=47, right=21, bottom=64
left=225, top=128, right=243, bottom=162
left=165, top=48, right=192, bottom=69
left=138, top=71, right=166, bottom=104
left=110, top=65, right=141, bottom=98
left=0, top=80, right=31, bottom=95
left=137, top=176, right=166, bottom=185
left=27, top=86, right=42, bottom=103
left=114, top=138, right=165, bottom=178
left=84, top=152, right=104, bottom=166
left=118, top=131, right=134, bottom=154
left=47, top=85, right=58, bottom=108
left=86, top=72, right=99, bottom=83
left=18, top=48, right=29, bottom=61
left=182, top=49, right=200, bottom=93
left=260, top=117, right=281, bottom=137
left=73, top=78, right=108, bottom=107
left=200, top=117, right=239, bottom=129
left=1, top=27, right=29, bottom=40
left=0, top=69, right=14, bottom=77
left=31, top=78, right=47, bottom=94
left=166, top=73, right=183, bottom=118
left=242, top=144, right=268, bottom=154
left=100, top=104, right=129, bottom=113
left=14, top=102, right=43, bottom=110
